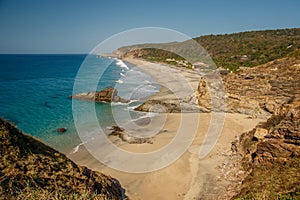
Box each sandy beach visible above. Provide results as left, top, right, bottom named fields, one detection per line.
left=68, top=58, right=265, bottom=199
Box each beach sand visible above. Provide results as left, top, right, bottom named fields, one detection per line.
left=68, top=59, right=264, bottom=199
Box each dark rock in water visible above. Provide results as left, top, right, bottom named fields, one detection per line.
left=57, top=128, right=67, bottom=133
left=70, top=87, right=129, bottom=103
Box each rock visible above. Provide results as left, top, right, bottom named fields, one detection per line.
left=57, top=128, right=67, bottom=133
left=196, top=57, right=300, bottom=117
left=108, top=125, right=153, bottom=144
left=109, top=125, right=124, bottom=135
left=94, top=87, right=117, bottom=102
left=253, top=128, right=268, bottom=139
left=134, top=99, right=180, bottom=113
left=71, top=87, right=129, bottom=103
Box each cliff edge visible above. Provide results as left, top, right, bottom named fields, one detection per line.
left=0, top=118, right=126, bottom=199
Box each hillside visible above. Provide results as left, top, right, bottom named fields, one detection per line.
left=114, top=28, right=300, bottom=71
left=0, top=118, right=126, bottom=199
left=195, top=28, right=300, bottom=71
left=208, top=57, right=300, bottom=199
left=95, top=27, right=300, bottom=199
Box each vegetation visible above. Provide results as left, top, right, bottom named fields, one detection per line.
left=123, top=48, right=194, bottom=69
left=121, top=28, right=300, bottom=71
left=195, top=28, right=300, bottom=71
left=0, top=118, right=125, bottom=200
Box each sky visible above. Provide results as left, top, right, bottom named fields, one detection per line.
left=0, top=0, right=300, bottom=54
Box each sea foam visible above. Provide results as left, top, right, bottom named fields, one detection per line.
left=115, top=59, right=129, bottom=70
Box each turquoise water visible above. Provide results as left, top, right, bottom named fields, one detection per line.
left=0, top=54, right=158, bottom=153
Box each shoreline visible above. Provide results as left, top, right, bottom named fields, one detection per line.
left=68, top=58, right=265, bottom=199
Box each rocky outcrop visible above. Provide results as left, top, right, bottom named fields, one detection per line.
left=226, top=101, right=300, bottom=198
left=134, top=99, right=181, bottom=113
left=197, top=57, right=300, bottom=117
left=0, top=118, right=127, bottom=199
left=208, top=57, right=300, bottom=199
left=217, top=103, right=300, bottom=199
left=71, top=87, right=129, bottom=103
left=108, top=125, right=153, bottom=144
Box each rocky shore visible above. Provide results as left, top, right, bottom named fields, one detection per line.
left=71, top=86, right=129, bottom=103
left=68, top=54, right=300, bottom=199
left=212, top=57, right=300, bottom=198
left=119, top=56, right=300, bottom=198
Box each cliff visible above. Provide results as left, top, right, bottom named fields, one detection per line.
left=211, top=57, right=300, bottom=199
left=230, top=100, right=300, bottom=199
left=0, top=118, right=126, bottom=199
left=197, top=56, right=300, bottom=117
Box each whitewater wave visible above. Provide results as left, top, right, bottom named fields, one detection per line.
left=126, top=105, right=139, bottom=111
left=130, top=112, right=158, bottom=124
left=111, top=99, right=139, bottom=106
left=116, top=79, right=124, bottom=84
left=70, top=141, right=87, bottom=154
left=120, top=72, right=125, bottom=77
left=115, top=59, right=129, bottom=70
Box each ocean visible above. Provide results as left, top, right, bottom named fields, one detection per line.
left=0, top=54, right=159, bottom=154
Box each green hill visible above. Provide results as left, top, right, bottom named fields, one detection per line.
left=116, top=28, right=300, bottom=71
left=195, top=28, right=300, bottom=71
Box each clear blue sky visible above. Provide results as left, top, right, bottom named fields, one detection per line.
left=1, top=0, right=300, bottom=53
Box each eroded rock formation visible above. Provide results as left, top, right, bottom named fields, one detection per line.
left=71, top=87, right=129, bottom=103
left=197, top=57, right=300, bottom=118
left=214, top=57, right=300, bottom=198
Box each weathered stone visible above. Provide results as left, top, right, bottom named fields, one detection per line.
left=70, top=87, right=129, bottom=103
left=197, top=57, right=300, bottom=117
left=254, top=128, right=268, bottom=139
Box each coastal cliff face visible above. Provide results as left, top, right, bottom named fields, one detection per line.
left=0, top=118, right=126, bottom=199
left=197, top=57, right=300, bottom=117
left=230, top=101, right=300, bottom=199
left=207, top=57, right=300, bottom=199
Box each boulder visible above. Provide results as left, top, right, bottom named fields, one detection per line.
left=254, top=128, right=268, bottom=139
left=57, top=128, right=67, bottom=133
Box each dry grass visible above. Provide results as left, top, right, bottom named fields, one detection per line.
left=0, top=118, right=126, bottom=200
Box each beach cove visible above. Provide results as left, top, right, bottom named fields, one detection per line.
left=68, top=58, right=265, bottom=199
